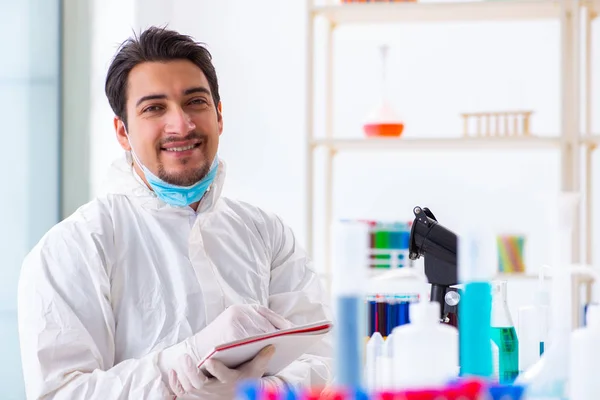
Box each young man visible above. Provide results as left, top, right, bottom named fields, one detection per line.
left=18, top=26, right=332, bottom=399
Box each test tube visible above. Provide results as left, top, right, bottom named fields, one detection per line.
left=367, top=297, right=377, bottom=337
left=332, top=220, right=369, bottom=389
left=398, top=301, right=410, bottom=326
left=377, top=298, right=388, bottom=336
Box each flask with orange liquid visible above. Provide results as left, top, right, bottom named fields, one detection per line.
left=363, top=44, right=404, bottom=138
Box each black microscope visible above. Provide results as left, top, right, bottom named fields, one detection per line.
left=408, top=206, right=460, bottom=327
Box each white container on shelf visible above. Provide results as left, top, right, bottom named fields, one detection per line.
left=518, top=265, right=550, bottom=373
left=365, top=332, right=384, bottom=391
left=391, top=300, right=458, bottom=390
left=569, top=304, right=600, bottom=400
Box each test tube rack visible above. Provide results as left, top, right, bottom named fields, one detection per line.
left=363, top=220, right=412, bottom=269
left=461, top=110, right=534, bottom=138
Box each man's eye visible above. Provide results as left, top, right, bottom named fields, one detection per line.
left=189, top=98, right=207, bottom=105
left=143, top=105, right=162, bottom=113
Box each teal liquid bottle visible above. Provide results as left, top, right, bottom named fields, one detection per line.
left=459, top=281, right=493, bottom=377
left=491, top=280, right=519, bottom=384
left=458, top=231, right=495, bottom=379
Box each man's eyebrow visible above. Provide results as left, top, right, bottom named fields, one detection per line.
left=136, top=94, right=167, bottom=107
left=184, top=87, right=211, bottom=96
left=135, top=87, right=211, bottom=107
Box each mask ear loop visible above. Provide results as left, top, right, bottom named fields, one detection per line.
left=123, top=124, right=145, bottom=170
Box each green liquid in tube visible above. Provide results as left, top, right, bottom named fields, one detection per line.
left=491, top=326, right=519, bottom=383
left=491, top=280, right=519, bottom=384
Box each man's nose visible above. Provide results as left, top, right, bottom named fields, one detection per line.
left=165, top=107, right=196, bottom=134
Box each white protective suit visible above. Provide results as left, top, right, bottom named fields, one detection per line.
left=17, top=154, right=333, bottom=399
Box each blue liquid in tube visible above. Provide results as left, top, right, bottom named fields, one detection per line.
left=335, top=295, right=363, bottom=387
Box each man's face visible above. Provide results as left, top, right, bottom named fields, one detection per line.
left=115, top=60, right=222, bottom=187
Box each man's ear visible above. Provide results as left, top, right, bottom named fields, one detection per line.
left=114, top=117, right=131, bottom=151
left=217, top=102, right=223, bottom=135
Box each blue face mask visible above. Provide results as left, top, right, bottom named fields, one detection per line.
left=125, top=130, right=218, bottom=207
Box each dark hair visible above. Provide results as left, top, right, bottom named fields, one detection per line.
left=104, top=26, right=220, bottom=127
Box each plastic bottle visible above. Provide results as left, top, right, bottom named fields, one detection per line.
left=365, top=332, right=383, bottom=391
left=569, top=304, right=600, bottom=400
left=516, top=266, right=571, bottom=399
left=331, top=220, right=369, bottom=389
left=490, top=280, right=519, bottom=384
left=515, top=192, right=578, bottom=399
left=518, top=265, right=550, bottom=373
left=458, top=230, right=495, bottom=379
left=391, top=300, right=459, bottom=389
left=377, top=334, right=394, bottom=391
left=535, top=266, right=550, bottom=354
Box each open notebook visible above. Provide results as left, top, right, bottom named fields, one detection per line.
left=197, top=320, right=333, bottom=377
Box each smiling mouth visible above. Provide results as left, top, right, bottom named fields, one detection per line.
left=161, top=142, right=202, bottom=152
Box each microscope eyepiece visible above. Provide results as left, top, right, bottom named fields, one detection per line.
left=408, top=206, right=459, bottom=321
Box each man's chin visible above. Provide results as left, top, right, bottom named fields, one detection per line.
left=158, top=167, right=210, bottom=187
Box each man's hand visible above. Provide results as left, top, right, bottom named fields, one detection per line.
left=254, top=306, right=295, bottom=330
left=168, top=346, right=280, bottom=399
left=158, top=304, right=279, bottom=377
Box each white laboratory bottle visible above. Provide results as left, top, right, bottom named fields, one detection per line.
left=392, top=301, right=458, bottom=390
left=365, top=332, right=383, bottom=391
left=518, top=265, right=550, bottom=373
left=382, top=332, right=394, bottom=390
left=377, top=337, right=394, bottom=391
left=516, top=264, right=571, bottom=398
left=569, top=304, right=600, bottom=400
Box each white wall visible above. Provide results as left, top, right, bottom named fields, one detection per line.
left=62, top=0, right=92, bottom=218
left=88, top=0, right=136, bottom=197
left=86, top=1, right=600, bottom=329
left=0, top=1, right=61, bottom=398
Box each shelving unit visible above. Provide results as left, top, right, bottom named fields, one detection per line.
left=311, top=136, right=563, bottom=151
left=311, top=0, right=564, bottom=24
left=305, top=0, right=597, bottom=291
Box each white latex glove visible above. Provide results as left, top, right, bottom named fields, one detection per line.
left=168, top=346, right=283, bottom=399
left=158, top=304, right=279, bottom=382
left=254, top=307, right=296, bottom=330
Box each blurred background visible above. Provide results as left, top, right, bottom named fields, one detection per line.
left=1, top=0, right=598, bottom=398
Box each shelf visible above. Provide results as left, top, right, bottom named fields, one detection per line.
left=586, top=0, right=600, bottom=16
left=312, top=0, right=564, bottom=25
left=319, top=270, right=546, bottom=298
left=368, top=269, right=543, bottom=281
left=581, top=135, right=600, bottom=148
left=310, top=136, right=562, bottom=151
